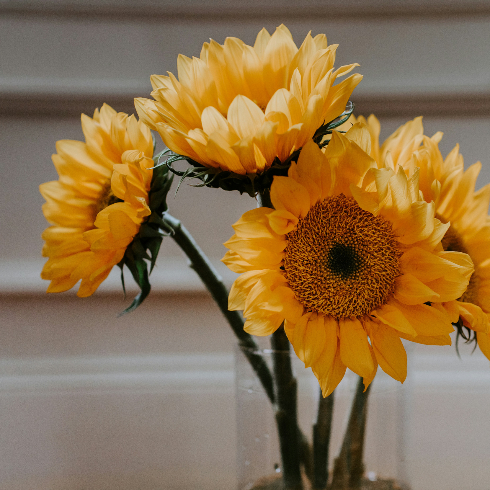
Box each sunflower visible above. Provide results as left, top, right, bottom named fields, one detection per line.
left=357, top=115, right=490, bottom=355
left=135, top=25, right=362, bottom=178
left=40, top=104, right=155, bottom=297
left=222, top=125, right=474, bottom=396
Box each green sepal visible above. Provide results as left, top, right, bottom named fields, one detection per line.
left=313, top=101, right=355, bottom=148
left=138, top=227, right=161, bottom=239
left=119, top=264, right=127, bottom=299
left=119, top=258, right=151, bottom=316
left=131, top=238, right=150, bottom=261
left=150, top=163, right=174, bottom=211
left=147, top=213, right=168, bottom=229
left=118, top=148, right=174, bottom=314
left=147, top=237, right=162, bottom=273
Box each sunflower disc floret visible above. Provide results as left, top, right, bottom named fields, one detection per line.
left=283, top=194, right=400, bottom=318
left=223, top=125, right=474, bottom=396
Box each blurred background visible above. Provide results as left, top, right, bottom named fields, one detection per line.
left=2, top=1, right=490, bottom=488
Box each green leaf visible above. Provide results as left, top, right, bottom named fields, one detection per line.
left=116, top=154, right=176, bottom=314
left=131, top=239, right=148, bottom=260
left=118, top=262, right=127, bottom=299
left=147, top=237, right=162, bottom=273
left=119, top=266, right=151, bottom=316
left=139, top=225, right=163, bottom=238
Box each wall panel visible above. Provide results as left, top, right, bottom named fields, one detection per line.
left=2, top=3, right=490, bottom=489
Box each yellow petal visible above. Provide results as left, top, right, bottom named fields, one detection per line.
left=274, top=124, right=302, bottom=162
left=361, top=342, right=378, bottom=391
left=311, top=335, right=346, bottom=398
left=224, top=235, right=285, bottom=268
left=270, top=176, right=311, bottom=218
left=440, top=300, right=460, bottom=324
left=244, top=314, right=283, bottom=336
left=232, top=208, right=275, bottom=237
left=206, top=132, right=246, bottom=174
left=265, top=88, right=302, bottom=126
left=201, top=106, right=238, bottom=139
left=288, top=162, right=321, bottom=208
left=285, top=312, right=313, bottom=363
left=394, top=273, right=440, bottom=305
left=373, top=303, right=417, bottom=337
left=272, top=287, right=303, bottom=323
left=368, top=321, right=407, bottom=382
left=231, top=137, right=261, bottom=174
left=254, top=27, right=271, bottom=59
left=227, top=95, right=265, bottom=140
left=253, top=120, right=280, bottom=168
left=302, top=313, right=327, bottom=368
left=263, top=25, right=298, bottom=94
left=400, top=247, right=472, bottom=284
left=344, top=123, right=372, bottom=155
left=221, top=250, right=254, bottom=273
left=296, top=95, right=324, bottom=148
left=391, top=201, right=435, bottom=245
left=458, top=302, right=489, bottom=333
left=322, top=73, right=363, bottom=124
left=228, top=270, right=267, bottom=310
left=339, top=318, right=375, bottom=378
left=380, top=117, right=424, bottom=166
left=477, top=329, right=490, bottom=361
left=293, top=139, right=331, bottom=203
left=394, top=301, right=454, bottom=337
left=268, top=209, right=299, bottom=235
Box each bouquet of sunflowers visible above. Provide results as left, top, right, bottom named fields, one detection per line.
left=39, top=25, right=490, bottom=490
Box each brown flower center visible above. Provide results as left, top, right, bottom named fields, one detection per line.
left=282, top=194, right=400, bottom=319
left=95, top=183, right=121, bottom=215
left=440, top=222, right=480, bottom=304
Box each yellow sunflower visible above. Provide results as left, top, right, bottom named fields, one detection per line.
left=357, top=115, right=490, bottom=355
left=135, top=25, right=362, bottom=176
left=222, top=125, right=474, bottom=396
left=40, top=104, right=155, bottom=297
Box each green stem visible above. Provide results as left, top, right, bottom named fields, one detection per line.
left=313, top=388, right=335, bottom=489
left=329, top=376, right=372, bottom=490
left=163, top=213, right=276, bottom=404
left=255, top=188, right=272, bottom=208
left=257, top=189, right=311, bottom=488
left=271, top=327, right=303, bottom=490
left=164, top=211, right=314, bottom=485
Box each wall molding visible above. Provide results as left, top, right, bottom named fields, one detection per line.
left=0, top=350, right=487, bottom=396
left=0, top=353, right=235, bottom=395
left=0, top=257, right=236, bottom=295
left=3, top=86, right=490, bottom=119
left=2, top=0, right=490, bottom=20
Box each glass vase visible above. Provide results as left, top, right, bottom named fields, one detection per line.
left=235, top=342, right=411, bottom=490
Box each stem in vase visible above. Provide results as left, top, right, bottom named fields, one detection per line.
left=271, top=327, right=304, bottom=490
left=329, top=376, right=371, bottom=490
left=163, top=213, right=276, bottom=404
left=313, top=388, right=335, bottom=489
left=165, top=210, right=315, bottom=487
left=257, top=189, right=313, bottom=488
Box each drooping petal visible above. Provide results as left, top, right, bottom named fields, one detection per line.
left=339, top=318, right=375, bottom=378
left=368, top=320, right=407, bottom=383
left=40, top=105, right=155, bottom=297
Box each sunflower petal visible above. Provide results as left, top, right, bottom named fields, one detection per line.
left=368, top=320, right=407, bottom=382
left=339, top=318, right=375, bottom=378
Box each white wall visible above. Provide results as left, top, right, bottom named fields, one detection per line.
left=2, top=2, right=490, bottom=489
